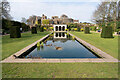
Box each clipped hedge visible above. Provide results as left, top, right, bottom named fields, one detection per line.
left=77, top=27, right=81, bottom=32
left=40, top=26, right=44, bottom=32
left=101, top=26, right=113, bottom=38
left=31, top=27, right=37, bottom=34
left=10, top=26, right=21, bottom=38
left=84, top=27, right=90, bottom=34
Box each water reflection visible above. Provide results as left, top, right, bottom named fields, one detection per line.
left=37, top=45, right=44, bottom=51
left=37, top=46, right=40, bottom=51
left=54, top=32, right=67, bottom=39
left=26, top=32, right=98, bottom=59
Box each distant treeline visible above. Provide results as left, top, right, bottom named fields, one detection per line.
left=2, top=19, right=30, bottom=35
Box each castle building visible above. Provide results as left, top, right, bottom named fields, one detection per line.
left=41, top=14, right=47, bottom=20
left=73, top=20, right=79, bottom=23
left=30, top=14, right=79, bottom=28
left=51, top=14, right=74, bottom=24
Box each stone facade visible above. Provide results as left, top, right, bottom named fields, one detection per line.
left=73, top=20, right=79, bottom=23
left=41, top=14, right=47, bottom=20
left=51, top=14, right=74, bottom=24
left=32, top=14, right=79, bottom=27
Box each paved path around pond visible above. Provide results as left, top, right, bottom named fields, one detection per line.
left=1, top=32, right=119, bottom=63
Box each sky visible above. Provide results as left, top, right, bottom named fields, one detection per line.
left=7, top=0, right=101, bottom=23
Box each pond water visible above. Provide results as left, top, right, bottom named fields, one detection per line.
left=25, top=32, right=98, bottom=58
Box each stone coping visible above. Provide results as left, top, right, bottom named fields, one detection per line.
left=69, top=33, right=117, bottom=59
left=1, top=58, right=118, bottom=63
left=1, top=32, right=118, bottom=63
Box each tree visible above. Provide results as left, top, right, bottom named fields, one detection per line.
left=42, top=19, right=49, bottom=30
left=42, top=19, right=49, bottom=25
left=21, top=17, right=27, bottom=24
left=92, top=1, right=117, bottom=32
left=27, top=15, right=38, bottom=28
left=117, top=1, right=120, bottom=29
left=1, top=0, right=12, bottom=19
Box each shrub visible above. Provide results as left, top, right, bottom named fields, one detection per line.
left=101, top=26, right=113, bottom=38
left=65, top=29, right=68, bottom=31
left=21, top=23, right=30, bottom=32
left=81, top=28, right=84, bottom=31
left=84, top=27, right=90, bottom=34
left=116, top=29, right=120, bottom=34
left=40, top=26, right=44, bottom=32
left=74, top=28, right=77, bottom=31
left=94, top=27, right=97, bottom=31
left=77, top=27, right=81, bottom=32
left=31, top=27, right=37, bottom=34
left=49, top=27, right=53, bottom=30
left=44, top=27, right=47, bottom=31
left=10, top=26, right=21, bottom=38
left=71, top=28, right=74, bottom=31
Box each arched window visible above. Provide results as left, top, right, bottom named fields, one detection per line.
left=59, top=26, right=61, bottom=31
left=59, top=33, right=61, bottom=37
left=56, top=26, right=58, bottom=31
left=62, top=33, right=65, bottom=37
left=62, top=26, right=65, bottom=31
left=56, top=33, right=58, bottom=37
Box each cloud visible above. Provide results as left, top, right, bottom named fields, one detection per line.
left=8, top=0, right=99, bottom=23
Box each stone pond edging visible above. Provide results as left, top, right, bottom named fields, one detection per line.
left=1, top=32, right=118, bottom=63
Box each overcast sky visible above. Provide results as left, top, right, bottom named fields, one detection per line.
left=7, top=0, right=101, bottom=23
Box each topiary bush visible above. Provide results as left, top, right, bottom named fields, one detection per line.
left=77, top=27, right=81, bottom=32
left=10, top=26, right=21, bottom=38
left=31, top=27, right=37, bottom=34
left=101, top=26, right=113, bottom=38
left=84, top=27, right=90, bottom=34
left=40, top=26, right=44, bottom=32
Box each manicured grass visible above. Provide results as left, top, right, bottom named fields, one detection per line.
left=2, top=31, right=50, bottom=60
left=2, top=31, right=118, bottom=78
left=70, top=31, right=118, bottom=59
left=2, top=63, right=118, bottom=78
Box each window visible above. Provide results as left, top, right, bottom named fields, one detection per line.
left=56, top=33, right=58, bottom=37
left=59, top=33, right=61, bottom=37
left=59, top=26, right=61, bottom=31
left=62, top=26, right=65, bottom=31
left=62, top=33, right=65, bottom=37
left=56, top=26, right=58, bottom=31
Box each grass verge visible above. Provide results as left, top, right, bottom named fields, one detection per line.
left=2, top=63, right=118, bottom=78
left=70, top=31, right=118, bottom=59
left=2, top=31, right=50, bottom=60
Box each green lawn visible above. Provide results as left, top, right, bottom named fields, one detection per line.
left=70, top=31, right=118, bottom=59
left=2, top=63, right=118, bottom=78
left=2, top=31, right=118, bottom=78
left=2, top=31, right=50, bottom=60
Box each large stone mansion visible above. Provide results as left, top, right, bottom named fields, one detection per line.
left=28, top=14, right=79, bottom=28
left=38, top=14, right=79, bottom=25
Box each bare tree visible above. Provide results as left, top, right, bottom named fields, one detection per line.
left=21, top=17, right=27, bottom=24
left=26, top=15, right=37, bottom=28
left=0, top=0, right=12, bottom=20
left=92, top=1, right=118, bottom=31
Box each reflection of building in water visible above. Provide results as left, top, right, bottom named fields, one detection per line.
left=54, top=24, right=67, bottom=32
left=54, top=32, right=67, bottom=39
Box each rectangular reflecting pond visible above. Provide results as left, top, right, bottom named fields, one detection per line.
left=20, top=32, right=100, bottom=58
